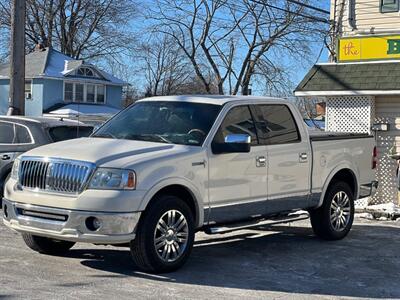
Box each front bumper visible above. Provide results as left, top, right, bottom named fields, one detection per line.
left=2, top=199, right=141, bottom=244
left=359, top=181, right=379, bottom=198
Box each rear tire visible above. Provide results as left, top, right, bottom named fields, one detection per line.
left=310, top=181, right=354, bottom=240
left=130, top=195, right=195, bottom=273
left=22, top=234, right=75, bottom=255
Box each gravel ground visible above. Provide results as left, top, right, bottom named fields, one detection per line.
left=1, top=212, right=400, bottom=300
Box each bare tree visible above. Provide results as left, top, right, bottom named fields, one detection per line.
left=0, top=2, right=10, bottom=62
left=0, top=27, right=8, bottom=63
left=147, top=0, right=327, bottom=95
left=140, top=36, right=192, bottom=96
left=0, top=0, right=138, bottom=60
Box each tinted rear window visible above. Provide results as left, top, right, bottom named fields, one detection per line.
left=16, top=124, right=32, bottom=143
left=0, top=121, right=32, bottom=144
left=0, top=122, right=15, bottom=144
left=252, top=105, right=300, bottom=145
left=48, top=126, right=93, bottom=142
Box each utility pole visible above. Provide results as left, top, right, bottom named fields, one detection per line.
left=7, top=0, right=26, bottom=116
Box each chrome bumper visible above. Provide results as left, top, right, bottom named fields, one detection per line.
left=359, top=181, right=379, bottom=198
left=2, top=199, right=141, bottom=244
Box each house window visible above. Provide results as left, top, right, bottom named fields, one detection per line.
left=75, top=83, right=84, bottom=102
left=64, top=82, right=107, bottom=104
left=25, top=80, right=32, bottom=100
left=97, top=85, right=105, bottom=103
left=77, top=67, right=95, bottom=77
left=381, top=0, right=399, bottom=12
left=87, top=85, right=95, bottom=103
left=65, top=83, right=74, bottom=102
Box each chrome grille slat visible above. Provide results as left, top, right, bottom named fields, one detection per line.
left=18, top=157, right=94, bottom=195
left=27, top=161, right=34, bottom=187
left=54, top=163, right=60, bottom=190
left=33, top=161, right=40, bottom=188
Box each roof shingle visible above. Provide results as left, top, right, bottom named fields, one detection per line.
left=295, top=62, right=400, bottom=93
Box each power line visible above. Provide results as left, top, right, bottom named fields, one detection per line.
left=247, top=0, right=331, bottom=24
left=285, top=0, right=330, bottom=15
left=250, top=0, right=330, bottom=24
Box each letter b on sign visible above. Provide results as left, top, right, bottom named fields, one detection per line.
left=387, top=40, right=400, bottom=54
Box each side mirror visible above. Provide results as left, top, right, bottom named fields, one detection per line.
left=212, top=134, right=251, bottom=154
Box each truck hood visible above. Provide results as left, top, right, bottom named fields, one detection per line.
left=22, top=137, right=186, bottom=167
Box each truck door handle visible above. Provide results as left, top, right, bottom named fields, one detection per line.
left=299, top=153, right=308, bottom=163
left=256, top=156, right=266, bottom=167
left=1, top=155, right=10, bottom=160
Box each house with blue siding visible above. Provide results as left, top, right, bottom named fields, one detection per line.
left=0, top=46, right=125, bottom=116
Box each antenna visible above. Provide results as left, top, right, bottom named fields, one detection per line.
left=77, top=100, right=80, bottom=138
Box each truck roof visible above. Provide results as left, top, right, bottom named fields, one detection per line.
left=137, top=95, right=289, bottom=106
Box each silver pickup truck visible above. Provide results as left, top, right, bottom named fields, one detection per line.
left=2, top=96, right=378, bottom=273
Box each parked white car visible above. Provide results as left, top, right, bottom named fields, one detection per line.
left=2, top=96, right=378, bottom=273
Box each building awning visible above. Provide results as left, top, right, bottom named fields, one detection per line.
left=295, top=61, right=400, bottom=96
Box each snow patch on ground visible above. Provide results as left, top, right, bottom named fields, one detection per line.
left=357, top=202, right=400, bottom=221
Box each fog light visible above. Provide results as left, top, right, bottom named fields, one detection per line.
left=85, top=216, right=102, bottom=231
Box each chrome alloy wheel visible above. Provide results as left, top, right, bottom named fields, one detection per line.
left=154, top=210, right=189, bottom=263
left=330, top=191, right=351, bottom=231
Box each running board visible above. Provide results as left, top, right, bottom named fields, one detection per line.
left=204, top=212, right=309, bottom=235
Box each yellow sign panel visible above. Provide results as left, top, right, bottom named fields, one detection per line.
left=339, top=35, right=400, bottom=62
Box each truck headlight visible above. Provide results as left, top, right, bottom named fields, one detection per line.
left=10, top=158, right=20, bottom=180
left=88, top=168, right=136, bottom=190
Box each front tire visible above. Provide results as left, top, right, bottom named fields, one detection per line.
left=130, top=195, right=195, bottom=273
left=0, top=172, right=11, bottom=208
left=22, top=234, right=75, bottom=255
left=310, top=181, right=354, bottom=240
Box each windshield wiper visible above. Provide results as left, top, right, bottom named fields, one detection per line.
left=92, top=132, right=116, bottom=139
left=127, top=134, right=171, bottom=144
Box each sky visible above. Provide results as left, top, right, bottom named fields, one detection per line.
left=289, top=1, right=331, bottom=89
left=0, top=0, right=332, bottom=97
left=123, top=0, right=333, bottom=96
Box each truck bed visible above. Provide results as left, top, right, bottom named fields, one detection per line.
left=308, top=130, right=376, bottom=203
left=309, top=130, right=373, bottom=141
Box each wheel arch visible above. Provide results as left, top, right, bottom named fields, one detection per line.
left=317, top=167, right=358, bottom=208
left=0, top=164, right=12, bottom=181
left=139, top=179, right=204, bottom=228
left=0, top=164, right=12, bottom=192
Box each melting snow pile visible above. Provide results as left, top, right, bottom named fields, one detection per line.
left=357, top=202, right=400, bottom=221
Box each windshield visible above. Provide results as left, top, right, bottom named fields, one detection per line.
left=92, top=101, right=222, bottom=146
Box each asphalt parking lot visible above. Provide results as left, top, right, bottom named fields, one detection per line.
left=1, top=212, right=400, bottom=300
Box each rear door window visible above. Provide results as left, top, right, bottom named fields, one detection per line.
left=251, top=104, right=300, bottom=145
left=0, top=122, right=16, bottom=144
left=0, top=121, right=33, bottom=144
left=15, top=124, right=32, bottom=144
left=48, top=126, right=93, bottom=142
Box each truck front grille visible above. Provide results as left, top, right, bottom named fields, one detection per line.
left=19, top=158, right=95, bottom=194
